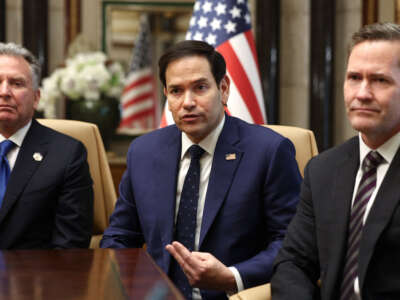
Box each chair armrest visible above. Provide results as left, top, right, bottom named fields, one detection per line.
left=229, top=283, right=271, bottom=300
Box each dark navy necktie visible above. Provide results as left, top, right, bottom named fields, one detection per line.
left=0, top=140, right=15, bottom=207
left=170, top=144, right=205, bottom=299
left=340, top=151, right=383, bottom=300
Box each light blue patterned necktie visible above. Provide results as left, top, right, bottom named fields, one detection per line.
left=0, top=140, right=15, bottom=206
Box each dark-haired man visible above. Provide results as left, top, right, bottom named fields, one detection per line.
left=272, top=22, right=400, bottom=300
left=101, top=40, right=301, bottom=299
left=0, top=42, right=93, bottom=249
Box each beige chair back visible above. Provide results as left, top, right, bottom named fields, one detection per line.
left=264, top=125, right=318, bottom=177
left=230, top=125, right=318, bottom=300
left=37, top=119, right=117, bottom=248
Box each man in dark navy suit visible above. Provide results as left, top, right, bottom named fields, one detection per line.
left=101, top=40, right=301, bottom=299
left=0, top=42, right=93, bottom=249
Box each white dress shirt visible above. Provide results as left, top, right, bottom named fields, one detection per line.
left=175, top=115, right=244, bottom=299
left=0, top=121, right=31, bottom=170
left=353, top=132, right=400, bottom=298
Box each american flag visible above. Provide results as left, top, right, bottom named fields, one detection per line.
left=160, top=0, right=266, bottom=127
left=119, top=14, right=159, bottom=133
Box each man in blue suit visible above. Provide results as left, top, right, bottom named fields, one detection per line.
left=101, top=40, right=301, bottom=299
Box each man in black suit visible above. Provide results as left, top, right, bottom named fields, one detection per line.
left=272, top=22, right=400, bottom=300
left=0, top=42, right=93, bottom=249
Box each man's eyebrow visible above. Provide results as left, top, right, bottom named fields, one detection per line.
left=346, top=69, right=359, bottom=74
left=6, top=75, right=28, bottom=82
left=167, top=77, right=209, bottom=89
left=166, top=83, right=181, bottom=90
left=345, top=70, right=363, bottom=77
left=346, top=70, right=391, bottom=77
left=192, top=78, right=209, bottom=84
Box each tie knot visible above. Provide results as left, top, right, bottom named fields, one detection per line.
left=0, top=140, right=14, bottom=158
left=362, top=151, right=384, bottom=172
left=188, top=145, right=204, bottom=160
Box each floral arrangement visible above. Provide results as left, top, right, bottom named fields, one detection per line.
left=38, top=52, right=125, bottom=118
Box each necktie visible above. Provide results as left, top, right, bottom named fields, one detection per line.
left=170, top=145, right=205, bottom=299
left=340, top=151, right=384, bottom=300
left=0, top=140, right=15, bottom=207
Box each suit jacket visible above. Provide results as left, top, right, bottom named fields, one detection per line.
left=0, top=119, right=93, bottom=249
left=272, top=136, right=400, bottom=300
left=101, top=115, right=301, bottom=299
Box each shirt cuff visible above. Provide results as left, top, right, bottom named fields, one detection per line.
left=226, top=266, right=244, bottom=296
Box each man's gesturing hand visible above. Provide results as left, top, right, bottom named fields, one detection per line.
left=165, top=241, right=237, bottom=292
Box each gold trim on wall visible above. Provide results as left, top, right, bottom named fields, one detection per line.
left=65, top=0, right=81, bottom=51
left=396, top=0, right=400, bottom=23
left=363, top=0, right=378, bottom=25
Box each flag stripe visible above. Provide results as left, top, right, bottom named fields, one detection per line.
left=229, top=31, right=265, bottom=118
left=218, top=39, right=264, bottom=124
left=121, top=82, right=153, bottom=104
left=244, top=30, right=259, bottom=68
left=159, top=111, right=168, bottom=128
left=119, top=15, right=159, bottom=131
left=125, top=67, right=152, bottom=81
left=123, top=72, right=153, bottom=93
left=121, top=97, right=156, bottom=117
left=120, top=109, right=156, bottom=127
left=122, top=90, right=155, bottom=109
left=226, top=70, right=252, bottom=121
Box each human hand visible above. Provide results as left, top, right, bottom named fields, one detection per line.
left=165, top=241, right=237, bottom=292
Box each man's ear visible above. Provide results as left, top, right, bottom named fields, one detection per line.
left=33, top=89, right=41, bottom=110
left=163, top=87, right=172, bottom=112
left=220, top=75, right=230, bottom=106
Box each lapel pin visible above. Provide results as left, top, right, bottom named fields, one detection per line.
left=225, top=153, right=236, bottom=160
left=33, top=152, right=43, bottom=162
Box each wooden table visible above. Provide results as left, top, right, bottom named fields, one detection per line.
left=0, top=248, right=184, bottom=300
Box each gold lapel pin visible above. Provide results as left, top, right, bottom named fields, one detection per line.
left=225, top=153, right=236, bottom=160
left=33, top=152, right=43, bottom=162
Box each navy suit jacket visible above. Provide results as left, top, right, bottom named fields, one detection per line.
left=272, top=137, right=400, bottom=300
left=0, top=119, right=93, bottom=249
left=101, top=115, right=301, bottom=299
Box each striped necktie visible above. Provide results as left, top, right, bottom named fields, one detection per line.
left=339, top=151, right=384, bottom=300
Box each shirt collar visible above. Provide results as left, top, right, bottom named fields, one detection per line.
left=181, top=115, right=225, bottom=159
left=358, top=131, right=400, bottom=166
left=0, top=120, right=32, bottom=147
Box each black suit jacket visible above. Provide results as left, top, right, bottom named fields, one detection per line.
left=0, top=119, right=93, bottom=249
left=272, top=136, right=400, bottom=300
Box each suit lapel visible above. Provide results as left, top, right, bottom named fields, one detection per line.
left=358, top=146, right=400, bottom=289
left=324, top=138, right=359, bottom=298
left=154, top=128, right=181, bottom=250
left=331, top=140, right=359, bottom=252
left=0, top=120, right=48, bottom=223
left=199, top=116, right=242, bottom=247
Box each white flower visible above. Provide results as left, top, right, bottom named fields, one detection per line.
left=38, top=52, right=125, bottom=118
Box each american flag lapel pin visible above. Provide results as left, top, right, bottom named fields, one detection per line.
left=225, top=153, right=236, bottom=160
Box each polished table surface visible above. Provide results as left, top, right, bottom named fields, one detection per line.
left=0, top=248, right=184, bottom=300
